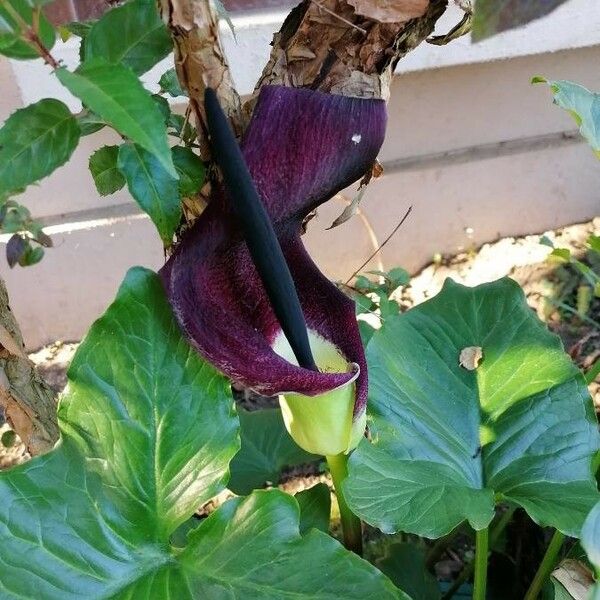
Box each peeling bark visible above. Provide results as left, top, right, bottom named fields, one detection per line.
left=253, top=0, right=448, bottom=101
left=158, top=0, right=242, bottom=157
left=0, top=278, right=58, bottom=457
left=158, top=0, right=243, bottom=221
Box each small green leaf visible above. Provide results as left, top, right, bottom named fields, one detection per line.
left=377, top=543, right=441, bottom=600
left=18, top=243, right=43, bottom=266
left=0, top=0, right=55, bottom=60
left=118, top=143, right=180, bottom=246
left=172, top=146, right=205, bottom=197
left=0, top=99, right=80, bottom=196
left=549, top=248, right=571, bottom=262
left=588, top=235, right=600, bottom=254
left=89, top=145, right=126, bottom=196
left=386, top=267, right=411, bottom=288
left=540, top=235, right=555, bottom=248
left=152, top=93, right=171, bottom=123
left=56, top=60, right=176, bottom=177
left=76, top=109, right=105, bottom=136
left=379, top=296, right=400, bottom=319
left=472, top=0, right=569, bottom=41
left=84, top=0, right=172, bottom=75
left=296, top=483, right=331, bottom=535
left=159, top=68, right=187, bottom=97
left=64, top=20, right=95, bottom=39
left=228, top=407, right=318, bottom=495
left=355, top=275, right=378, bottom=292
left=534, top=79, right=600, bottom=159
left=346, top=278, right=600, bottom=538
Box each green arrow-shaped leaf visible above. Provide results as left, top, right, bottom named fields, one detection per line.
left=0, top=99, right=80, bottom=196
left=0, top=268, right=405, bottom=599
left=346, top=278, right=600, bottom=538
left=56, top=60, right=176, bottom=176
left=85, top=0, right=172, bottom=75
left=533, top=78, right=600, bottom=159
left=118, top=143, right=180, bottom=246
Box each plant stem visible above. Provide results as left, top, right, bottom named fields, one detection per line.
left=426, top=527, right=461, bottom=570
left=585, top=357, right=600, bottom=384
left=442, top=507, right=515, bottom=600
left=326, top=453, right=362, bottom=555
left=472, top=527, right=489, bottom=600
left=523, top=530, right=565, bottom=600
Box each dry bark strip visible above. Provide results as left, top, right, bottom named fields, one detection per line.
left=0, top=278, right=58, bottom=456
left=253, top=0, right=448, bottom=101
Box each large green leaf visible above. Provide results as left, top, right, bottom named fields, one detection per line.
left=472, top=0, right=569, bottom=41
left=172, top=146, right=205, bottom=197
left=377, top=543, right=441, bottom=600
left=0, top=267, right=238, bottom=596
left=228, top=407, right=318, bottom=495
left=582, top=501, right=600, bottom=600
left=118, top=143, right=180, bottom=246
left=119, top=490, right=407, bottom=599
left=56, top=60, right=176, bottom=177
left=88, top=145, right=125, bottom=196
left=0, top=0, right=55, bottom=59
left=0, top=99, right=80, bottom=196
left=85, top=0, right=172, bottom=75
left=346, top=278, right=599, bottom=538
left=0, top=268, right=405, bottom=599
left=296, top=483, right=331, bottom=535
left=533, top=78, right=600, bottom=159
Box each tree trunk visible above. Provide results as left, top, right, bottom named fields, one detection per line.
left=0, top=277, right=58, bottom=456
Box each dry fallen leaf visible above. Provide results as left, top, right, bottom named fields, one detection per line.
left=552, top=559, right=595, bottom=600
left=347, top=0, right=429, bottom=23
left=459, top=346, right=483, bottom=370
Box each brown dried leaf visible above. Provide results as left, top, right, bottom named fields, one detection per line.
left=552, top=559, right=595, bottom=600
left=347, top=0, right=429, bottom=23
left=459, top=346, right=483, bottom=370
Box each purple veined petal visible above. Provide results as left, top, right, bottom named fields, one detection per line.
left=162, top=85, right=386, bottom=420
left=241, top=86, right=386, bottom=225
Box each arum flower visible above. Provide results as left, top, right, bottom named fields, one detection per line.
left=161, top=85, right=386, bottom=457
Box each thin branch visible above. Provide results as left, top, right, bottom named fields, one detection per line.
left=344, top=206, right=412, bottom=285
left=0, top=0, right=59, bottom=69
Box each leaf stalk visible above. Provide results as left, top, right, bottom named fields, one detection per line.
left=472, top=527, right=489, bottom=600
left=326, top=453, right=362, bottom=555
left=523, top=530, right=565, bottom=600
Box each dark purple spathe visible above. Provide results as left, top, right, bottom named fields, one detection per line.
left=161, top=85, right=387, bottom=418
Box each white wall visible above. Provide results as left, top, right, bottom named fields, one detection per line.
left=1, top=2, right=600, bottom=349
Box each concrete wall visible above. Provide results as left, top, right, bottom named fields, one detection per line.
left=1, top=3, right=600, bottom=349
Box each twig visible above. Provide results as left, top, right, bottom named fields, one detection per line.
left=344, top=206, right=412, bottom=285
left=310, top=0, right=367, bottom=34
left=0, top=0, right=59, bottom=69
